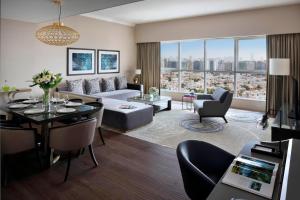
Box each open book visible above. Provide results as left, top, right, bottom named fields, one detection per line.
left=222, top=155, right=279, bottom=199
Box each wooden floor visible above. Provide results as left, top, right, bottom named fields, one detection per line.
left=1, top=131, right=189, bottom=200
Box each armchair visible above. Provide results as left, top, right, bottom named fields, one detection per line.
left=193, top=88, right=233, bottom=123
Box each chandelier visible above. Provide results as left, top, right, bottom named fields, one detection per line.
left=36, top=0, right=80, bottom=46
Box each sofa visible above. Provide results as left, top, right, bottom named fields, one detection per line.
left=193, top=87, right=233, bottom=123
left=56, top=76, right=153, bottom=131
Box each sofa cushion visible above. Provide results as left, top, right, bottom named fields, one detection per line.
left=115, top=76, right=127, bottom=90
left=212, top=88, right=228, bottom=103
left=102, top=77, right=116, bottom=92
left=85, top=78, right=101, bottom=94
left=90, top=89, right=140, bottom=101
left=66, top=79, right=84, bottom=94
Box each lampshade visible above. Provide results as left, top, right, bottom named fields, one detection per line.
left=36, top=0, right=80, bottom=46
left=269, top=58, right=290, bottom=76
left=135, top=69, right=142, bottom=75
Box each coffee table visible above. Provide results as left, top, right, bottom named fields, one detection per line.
left=128, top=95, right=171, bottom=114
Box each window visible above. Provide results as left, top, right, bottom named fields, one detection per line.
left=161, top=42, right=179, bottom=91
left=206, top=39, right=234, bottom=93
left=160, top=36, right=266, bottom=100
left=236, top=38, right=266, bottom=100
left=180, top=40, right=205, bottom=93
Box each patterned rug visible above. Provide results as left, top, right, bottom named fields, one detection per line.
left=180, top=118, right=224, bottom=133
left=125, top=102, right=272, bottom=155
left=226, top=109, right=263, bottom=123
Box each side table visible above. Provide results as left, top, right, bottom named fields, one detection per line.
left=182, top=94, right=197, bottom=110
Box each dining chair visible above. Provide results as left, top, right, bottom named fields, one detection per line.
left=85, top=102, right=105, bottom=145
left=1, top=125, right=41, bottom=186
left=177, top=140, right=235, bottom=200
left=49, top=118, right=98, bottom=182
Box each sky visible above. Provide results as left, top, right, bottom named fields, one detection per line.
left=161, top=38, right=266, bottom=61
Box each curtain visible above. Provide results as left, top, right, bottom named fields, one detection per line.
left=137, top=42, right=160, bottom=94
left=267, top=33, right=300, bottom=116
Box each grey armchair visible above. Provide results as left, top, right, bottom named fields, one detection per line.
left=193, top=87, right=233, bottom=123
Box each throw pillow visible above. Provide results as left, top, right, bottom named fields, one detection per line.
left=85, top=78, right=101, bottom=94
left=115, top=76, right=127, bottom=90
left=102, top=77, right=116, bottom=92
left=220, top=91, right=229, bottom=103
left=66, top=79, right=84, bottom=94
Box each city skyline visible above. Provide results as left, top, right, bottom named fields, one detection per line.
left=161, top=37, right=266, bottom=61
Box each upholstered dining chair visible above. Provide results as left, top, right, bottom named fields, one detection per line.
left=85, top=102, right=105, bottom=145
left=49, top=118, right=98, bottom=182
left=177, top=140, right=235, bottom=200
left=1, top=125, right=40, bottom=186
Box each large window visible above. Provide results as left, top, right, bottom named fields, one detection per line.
left=160, top=36, right=266, bottom=100
left=236, top=38, right=266, bottom=100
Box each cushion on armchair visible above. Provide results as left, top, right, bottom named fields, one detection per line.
left=212, top=88, right=229, bottom=103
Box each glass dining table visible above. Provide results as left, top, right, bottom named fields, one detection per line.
left=7, top=102, right=100, bottom=167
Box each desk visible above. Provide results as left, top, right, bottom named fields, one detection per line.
left=208, top=141, right=290, bottom=200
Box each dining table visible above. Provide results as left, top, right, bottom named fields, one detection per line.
left=6, top=100, right=100, bottom=167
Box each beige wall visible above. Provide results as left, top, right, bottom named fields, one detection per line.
left=0, top=16, right=136, bottom=97
left=135, top=5, right=300, bottom=42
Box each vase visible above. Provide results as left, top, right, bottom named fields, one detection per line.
left=42, top=89, right=51, bottom=112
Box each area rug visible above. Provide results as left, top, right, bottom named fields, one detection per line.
left=125, top=103, right=271, bottom=155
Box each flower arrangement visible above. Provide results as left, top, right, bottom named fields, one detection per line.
left=31, top=70, right=62, bottom=90
left=30, top=70, right=62, bottom=111
left=149, top=87, right=159, bottom=97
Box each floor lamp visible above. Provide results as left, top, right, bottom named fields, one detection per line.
left=254, top=59, right=290, bottom=157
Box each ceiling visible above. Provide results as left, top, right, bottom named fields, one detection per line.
left=0, top=0, right=143, bottom=23
left=82, top=0, right=300, bottom=26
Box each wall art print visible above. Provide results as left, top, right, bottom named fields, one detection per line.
left=97, top=49, right=120, bottom=74
left=67, top=48, right=96, bottom=75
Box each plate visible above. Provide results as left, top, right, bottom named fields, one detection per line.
left=9, top=104, right=30, bottom=109
left=57, top=108, right=76, bottom=113
left=24, top=108, right=45, bottom=114
left=65, top=102, right=82, bottom=107
left=22, top=99, right=40, bottom=104
left=51, top=98, right=64, bottom=103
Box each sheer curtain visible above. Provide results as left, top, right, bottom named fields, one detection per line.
left=267, top=33, right=300, bottom=116
left=137, top=42, right=160, bottom=94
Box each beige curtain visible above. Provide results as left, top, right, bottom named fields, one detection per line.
left=137, top=42, right=160, bottom=94
left=267, top=33, right=300, bottom=116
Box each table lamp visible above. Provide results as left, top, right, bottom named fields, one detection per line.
left=134, top=69, right=142, bottom=84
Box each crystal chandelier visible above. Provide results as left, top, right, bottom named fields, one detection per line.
left=36, top=0, right=80, bottom=46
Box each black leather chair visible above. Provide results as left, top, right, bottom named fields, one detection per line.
left=177, top=140, right=235, bottom=200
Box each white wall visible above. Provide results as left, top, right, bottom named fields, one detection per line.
left=135, top=5, right=300, bottom=42
left=0, top=16, right=137, bottom=97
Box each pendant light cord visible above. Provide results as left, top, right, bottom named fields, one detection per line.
left=58, top=1, right=61, bottom=24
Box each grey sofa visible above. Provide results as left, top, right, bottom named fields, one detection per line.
left=193, top=87, right=233, bottom=123
left=55, top=77, right=153, bottom=131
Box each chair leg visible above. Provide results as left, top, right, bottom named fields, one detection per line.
left=223, top=116, right=228, bottom=123
left=88, top=144, right=98, bottom=167
left=64, top=152, right=72, bottom=182
left=98, top=127, right=105, bottom=145
left=199, top=116, right=202, bottom=123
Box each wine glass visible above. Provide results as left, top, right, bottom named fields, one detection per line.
left=64, top=94, right=69, bottom=105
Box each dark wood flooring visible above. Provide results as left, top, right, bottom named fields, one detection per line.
left=1, top=131, right=189, bottom=200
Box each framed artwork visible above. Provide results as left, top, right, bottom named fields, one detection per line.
left=67, top=48, right=96, bottom=75
left=97, top=49, right=120, bottom=74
